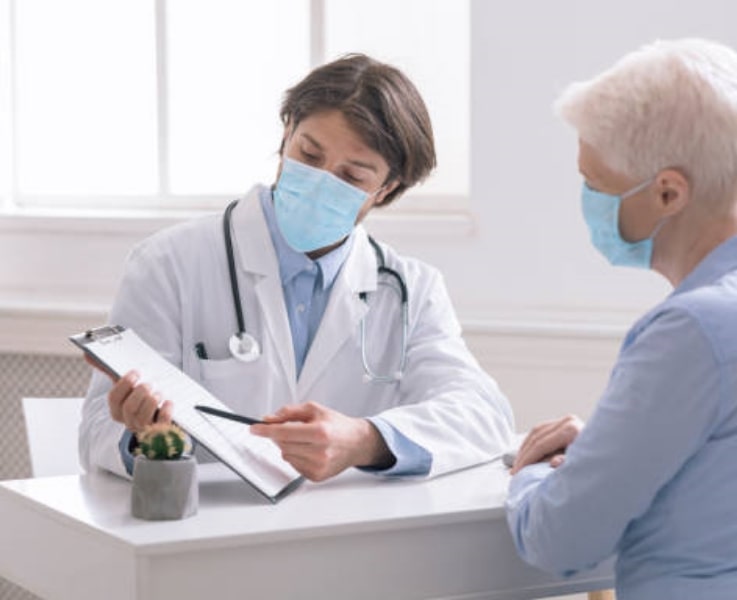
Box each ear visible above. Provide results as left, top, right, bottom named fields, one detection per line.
left=654, top=168, right=690, bottom=217
left=374, top=180, right=401, bottom=206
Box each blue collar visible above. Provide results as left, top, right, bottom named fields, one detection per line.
left=258, top=187, right=354, bottom=290
left=673, top=235, right=737, bottom=296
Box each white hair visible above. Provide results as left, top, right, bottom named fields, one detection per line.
left=555, top=38, right=737, bottom=211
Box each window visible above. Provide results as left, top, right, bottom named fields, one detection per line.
left=0, top=0, right=469, bottom=213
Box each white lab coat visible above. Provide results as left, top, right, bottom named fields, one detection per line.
left=79, top=186, right=514, bottom=479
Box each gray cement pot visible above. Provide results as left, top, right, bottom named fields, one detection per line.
left=131, top=455, right=198, bottom=520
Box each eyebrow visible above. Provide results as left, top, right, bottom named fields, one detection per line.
left=300, top=133, right=379, bottom=173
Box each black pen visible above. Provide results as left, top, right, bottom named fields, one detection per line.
left=195, top=404, right=265, bottom=425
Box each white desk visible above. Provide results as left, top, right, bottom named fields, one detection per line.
left=0, top=461, right=613, bottom=600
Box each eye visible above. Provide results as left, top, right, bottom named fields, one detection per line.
left=342, top=173, right=362, bottom=185
left=300, top=149, right=321, bottom=164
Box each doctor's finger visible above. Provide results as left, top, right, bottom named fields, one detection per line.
left=120, top=385, right=156, bottom=431
left=107, top=371, right=140, bottom=422
left=252, top=421, right=323, bottom=445
left=264, top=401, right=325, bottom=423
left=157, top=400, right=174, bottom=425
left=280, top=450, right=336, bottom=482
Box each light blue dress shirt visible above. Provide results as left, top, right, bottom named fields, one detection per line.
left=259, top=188, right=431, bottom=476
left=506, top=236, right=737, bottom=599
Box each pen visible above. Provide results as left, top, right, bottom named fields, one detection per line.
left=194, top=404, right=265, bottom=425
left=195, top=342, right=208, bottom=359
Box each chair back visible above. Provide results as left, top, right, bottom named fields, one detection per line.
left=22, top=397, right=85, bottom=476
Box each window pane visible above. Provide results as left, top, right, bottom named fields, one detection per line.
left=167, top=0, right=310, bottom=195
left=15, top=0, right=158, bottom=197
left=325, top=0, right=469, bottom=197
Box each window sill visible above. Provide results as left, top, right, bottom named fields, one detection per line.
left=0, top=204, right=476, bottom=238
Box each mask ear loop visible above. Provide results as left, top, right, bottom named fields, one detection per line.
left=621, top=176, right=669, bottom=241
left=620, top=177, right=655, bottom=200
left=630, top=176, right=677, bottom=242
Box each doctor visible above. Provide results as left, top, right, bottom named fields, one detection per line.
left=79, top=53, right=514, bottom=482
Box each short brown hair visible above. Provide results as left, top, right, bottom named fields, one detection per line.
left=280, top=54, right=436, bottom=206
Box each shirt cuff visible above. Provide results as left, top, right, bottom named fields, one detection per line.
left=359, top=417, right=432, bottom=477
left=506, top=462, right=554, bottom=510
left=119, top=430, right=137, bottom=476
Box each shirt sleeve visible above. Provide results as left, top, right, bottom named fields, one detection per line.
left=79, top=236, right=185, bottom=478
left=359, top=416, right=433, bottom=476
left=119, top=430, right=136, bottom=475
left=505, top=308, right=723, bottom=575
left=370, top=265, right=515, bottom=478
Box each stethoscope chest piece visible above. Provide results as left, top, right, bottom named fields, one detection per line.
left=229, top=332, right=260, bottom=362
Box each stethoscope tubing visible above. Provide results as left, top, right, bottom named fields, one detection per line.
left=223, top=198, right=408, bottom=380
left=224, top=199, right=246, bottom=336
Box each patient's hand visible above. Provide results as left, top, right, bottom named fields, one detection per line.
left=511, top=414, right=584, bottom=475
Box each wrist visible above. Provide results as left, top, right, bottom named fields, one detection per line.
left=355, top=418, right=395, bottom=469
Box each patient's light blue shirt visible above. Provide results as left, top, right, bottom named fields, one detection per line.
left=506, top=236, right=737, bottom=599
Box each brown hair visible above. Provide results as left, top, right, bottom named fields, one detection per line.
left=280, top=53, right=436, bottom=206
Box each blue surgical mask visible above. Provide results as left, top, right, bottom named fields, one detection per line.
left=581, top=179, right=657, bottom=268
left=273, top=157, right=370, bottom=253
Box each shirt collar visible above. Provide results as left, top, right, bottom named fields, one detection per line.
left=258, top=187, right=354, bottom=290
left=673, top=234, right=737, bottom=296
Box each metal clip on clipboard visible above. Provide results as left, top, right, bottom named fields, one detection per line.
left=82, top=325, right=125, bottom=344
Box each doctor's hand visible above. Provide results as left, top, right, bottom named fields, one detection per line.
left=250, top=402, right=395, bottom=482
left=85, top=355, right=173, bottom=432
left=511, top=414, right=584, bottom=475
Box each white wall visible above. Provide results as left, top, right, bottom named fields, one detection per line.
left=3, top=0, right=737, bottom=430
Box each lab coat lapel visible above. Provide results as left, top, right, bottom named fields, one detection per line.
left=232, top=188, right=297, bottom=390
left=297, top=229, right=377, bottom=397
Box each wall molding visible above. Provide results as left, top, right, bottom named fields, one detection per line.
left=0, top=301, right=627, bottom=358
left=0, top=303, right=108, bottom=355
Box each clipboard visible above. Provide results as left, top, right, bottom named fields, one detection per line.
left=70, top=326, right=303, bottom=503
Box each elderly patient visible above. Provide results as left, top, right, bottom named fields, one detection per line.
left=506, top=39, right=737, bottom=599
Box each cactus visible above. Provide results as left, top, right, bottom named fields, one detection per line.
left=135, top=423, right=190, bottom=460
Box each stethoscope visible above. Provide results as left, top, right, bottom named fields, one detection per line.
left=223, top=199, right=408, bottom=382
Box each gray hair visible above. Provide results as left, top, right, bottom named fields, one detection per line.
left=555, top=38, right=737, bottom=212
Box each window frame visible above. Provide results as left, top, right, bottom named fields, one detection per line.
left=0, top=0, right=471, bottom=223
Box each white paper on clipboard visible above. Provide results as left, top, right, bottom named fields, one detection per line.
left=70, top=326, right=303, bottom=503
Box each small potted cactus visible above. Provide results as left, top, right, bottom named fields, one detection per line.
left=130, top=423, right=198, bottom=520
